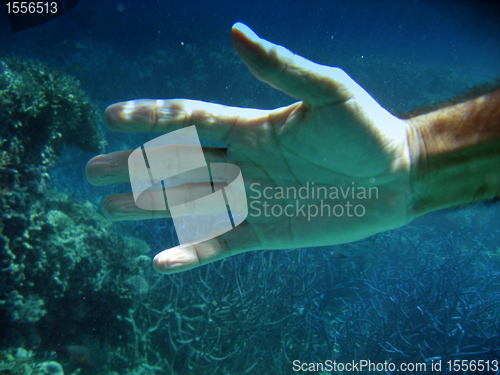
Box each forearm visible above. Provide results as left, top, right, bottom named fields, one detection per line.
left=406, top=89, right=500, bottom=217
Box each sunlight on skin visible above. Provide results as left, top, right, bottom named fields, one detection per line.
left=86, top=22, right=415, bottom=274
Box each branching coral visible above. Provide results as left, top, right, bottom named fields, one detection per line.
left=1, top=54, right=499, bottom=375
left=0, top=188, right=152, bottom=357
left=0, top=56, right=106, bottom=208
left=0, top=348, right=64, bottom=375
left=0, top=56, right=105, bottom=162
left=3, top=291, right=47, bottom=323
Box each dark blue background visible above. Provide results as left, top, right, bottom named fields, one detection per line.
left=1, top=0, right=499, bottom=242
left=2, top=0, right=499, bottom=113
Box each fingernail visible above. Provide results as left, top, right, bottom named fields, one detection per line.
left=85, top=154, right=115, bottom=186
left=104, top=103, right=123, bottom=130
left=153, top=249, right=193, bottom=274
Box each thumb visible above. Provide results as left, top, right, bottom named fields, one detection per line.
left=231, top=22, right=356, bottom=107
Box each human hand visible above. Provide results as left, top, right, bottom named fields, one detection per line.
left=86, top=22, right=413, bottom=274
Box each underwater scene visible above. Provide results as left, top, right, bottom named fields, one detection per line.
left=1, top=0, right=500, bottom=374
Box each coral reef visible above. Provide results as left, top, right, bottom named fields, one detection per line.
left=0, top=56, right=149, bottom=374
left=0, top=56, right=105, bottom=162
left=39, top=361, right=64, bottom=375
left=101, top=222, right=500, bottom=375
left=0, top=56, right=105, bottom=209
left=1, top=51, right=499, bottom=375
left=0, top=183, right=156, bottom=374
left=0, top=348, right=64, bottom=375
left=2, top=146, right=499, bottom=375
left=0, top=191, right=151, bottom=326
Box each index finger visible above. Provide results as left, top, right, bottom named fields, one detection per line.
left=104, top=99, right=272, bottom=143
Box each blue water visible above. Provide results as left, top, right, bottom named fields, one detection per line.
left=1, top=1, right=499, bottom=374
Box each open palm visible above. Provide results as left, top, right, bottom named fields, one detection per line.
left=86, top=23, right=413, bottom=274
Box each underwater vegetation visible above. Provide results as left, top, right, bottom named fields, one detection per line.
left=0, top=56, right=106, bottom=230
left=103, top=222, right=500, bottom=375
left=0, top=56, right=105, bottom=161
left=0, top=56, right=142, bottom=374
left=0, top=56, right=113, bottom=335
left=0, top=56, right=499, bottom=375
left=5, top=211, right=496, bottom=375
left=0, top=56, right=109, bottom=332
left=0, top=348, right=64, bottom=375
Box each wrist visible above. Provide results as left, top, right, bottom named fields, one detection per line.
left=406, top=89, right=500, bottom=217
